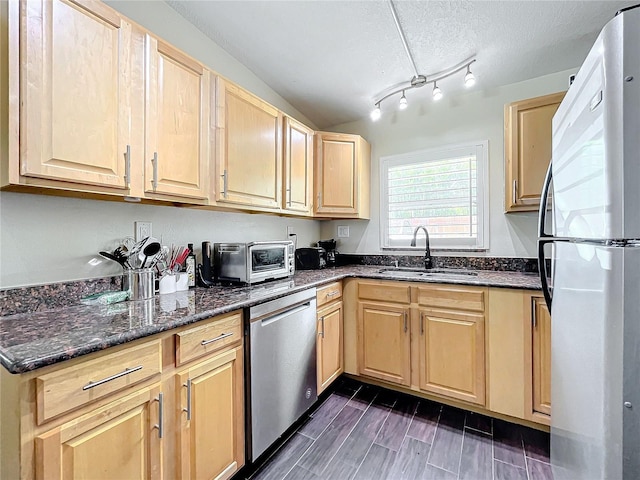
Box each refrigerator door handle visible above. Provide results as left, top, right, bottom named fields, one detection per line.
left=538, top=161, right=553, bottom=239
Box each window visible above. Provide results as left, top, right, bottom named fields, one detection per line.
left=380, top=141, right=489, bottom=250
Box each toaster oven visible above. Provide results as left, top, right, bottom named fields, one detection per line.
left=214, top=241, right=295, bottom=284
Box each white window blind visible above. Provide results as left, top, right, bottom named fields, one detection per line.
left=380, top=142, right=488, bottom=250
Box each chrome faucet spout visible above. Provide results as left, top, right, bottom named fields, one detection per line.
left=411, top=226, right=432, bottom=269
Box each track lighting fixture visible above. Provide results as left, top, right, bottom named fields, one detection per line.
left=369, top=0, right=477, bottom=120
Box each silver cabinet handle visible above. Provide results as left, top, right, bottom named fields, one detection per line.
left=326, top=291, right=340, bottom=297
left=403, top=311, right=408, bottom=333
left=154, top=392, right=164, bottom=438
left=532, top=299, right=537, bottom=328
left=317, top=192, right=322, bottom=208
left=319, top=316, right=325, bottom=338
left=151, top=152, right=158, bottom=191
left=420, top=312, right=425, bottom=335
left=82, top=365, right=143, bottom=391
left=286, top=187, right=292, bottom=206
left=221, top=169, right=228, bottom=198
left=512, top=179, right=518, bottom=205
left=182, top=378, right=192, bottom=421
left=201, top=332, right=233, bottom=346
left=124, top=144, right=131, bottom=187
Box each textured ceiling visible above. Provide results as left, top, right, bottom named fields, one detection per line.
left=167, top=0, right=630, bottom=129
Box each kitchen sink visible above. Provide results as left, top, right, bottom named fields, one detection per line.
left=377, top=268, right=478, bottom=278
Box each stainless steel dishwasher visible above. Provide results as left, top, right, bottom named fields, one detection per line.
left=247, top=288, right=317, bottom=461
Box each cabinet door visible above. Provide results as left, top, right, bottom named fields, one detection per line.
left=418, top=308, right=485, bottom=405
left=283, top=116, right=313, bottom=215
left=317, top=301, right=344, bottom=394
left=532, top=297, right=551, bottom=416
left=35, top=384, right=162, bottom=480
left=315, top=133, right=359, bottom=216
left=20, top=0, right=134, bottom=189
left=357, top=302, right=410, bottom=386
left=215, top=78, right=282, bottom=209
left=145, top=37, right=209, bottom=200
left=504, top=91, right=565, bottom=212
left=176, top=347, right=244, bottom=480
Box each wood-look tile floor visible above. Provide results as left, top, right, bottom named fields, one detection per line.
left=248, top=378, right=553, bottom=480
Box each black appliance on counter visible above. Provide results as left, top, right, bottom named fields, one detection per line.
left=295, top=247, right=327, bottom=270
left=317, top=239, right=337, bottom=267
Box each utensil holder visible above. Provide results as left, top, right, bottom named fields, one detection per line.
left=123, top=268, right=155, bottom=300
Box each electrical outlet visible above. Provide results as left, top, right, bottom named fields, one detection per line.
left=135, top=221, right=152, bottom=241
left=337, top=225, right=350, bottom=238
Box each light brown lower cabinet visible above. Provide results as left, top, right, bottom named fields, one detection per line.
left=176, top=346, right=244, bottom=480
left=357, top=301, right=411, bottom=386
left=35, top=384, right=164, bottom=480
left=418, top=308, right=485, bottom=405
left=317, top=301, right=344, bottom=394
left=0, top=310, right=245, bottom=480
left=531, top=296, right=552, bottom=417
left=487, top=289, right=551, bottom=426
left=353, top=280, right=485, bottom=404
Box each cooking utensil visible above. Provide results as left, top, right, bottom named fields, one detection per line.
left=140, top=241, right=161, bottom=268
left=99, top=251, right=128, bottom=269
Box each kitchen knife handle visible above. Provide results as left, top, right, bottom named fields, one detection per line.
left=151, top=152, right=158, bottom=191
left=154, top=392, right=164, bottom=438
left=124, top=144, right=131, bottom=187
left=182, top=378, right=192, bottom=421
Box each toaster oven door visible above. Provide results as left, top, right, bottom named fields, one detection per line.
left=249, top=244, right=288, bottom=282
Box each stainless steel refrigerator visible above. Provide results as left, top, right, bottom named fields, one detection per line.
left=537, top=4, right=640, bottom=479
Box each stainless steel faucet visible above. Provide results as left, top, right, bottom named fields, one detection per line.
left=410, top=226, right=432, bottom=270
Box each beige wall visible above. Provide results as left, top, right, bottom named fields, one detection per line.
left=0, top=0, right=321, bottom=288
left=320, top=68, right=576, bottom=258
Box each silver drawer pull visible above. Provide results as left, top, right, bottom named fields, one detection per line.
left=201, top=332, right=234, bottom=346
left=326, top=291, right=340, bottom=297
left=154, top=392, right=164, bottom=438
left=82, top=365, right=143, bottom=391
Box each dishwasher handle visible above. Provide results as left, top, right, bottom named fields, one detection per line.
left=259, top=302, right=312, bottom=327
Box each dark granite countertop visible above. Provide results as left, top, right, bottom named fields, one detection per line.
left=0, top=266, right=540, bottom=374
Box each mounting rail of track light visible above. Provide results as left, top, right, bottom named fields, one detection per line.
left=371, top=0, right=477, bottom=121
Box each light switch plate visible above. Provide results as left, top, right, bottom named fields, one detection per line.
left=337, top=225, right=350, bottom=238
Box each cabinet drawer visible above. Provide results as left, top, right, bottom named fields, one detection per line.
left=176, top=311, right=242, bottom=366
left=417, top=285, right=485, bottom=312
left=358, top=281, right=411, bottom=304
left=317, top=281, right=343, bottom=307
left=36, top=339, right=162, bottom=424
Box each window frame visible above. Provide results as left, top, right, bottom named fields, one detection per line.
left=379, top=140, right=490, bottom=251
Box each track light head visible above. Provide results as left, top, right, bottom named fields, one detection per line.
left=370, top=104, right=382, bottom=121
left=432, top=82, right=443, bottom=101
left=464, top=65, right=476, bottom=88
left=399, top=91, right=408, bottom=110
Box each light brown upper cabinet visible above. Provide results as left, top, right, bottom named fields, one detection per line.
left=214, top=78, right=282, bottom=210
left=314, top=132, right=371, bottom=219
left=16, top=0, right=140, bottom=193
left=144, top=37, right=210, bottom=202
left=504, top=91, right=565, bottom=212
left=282, top=116, right=314, bottom=215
